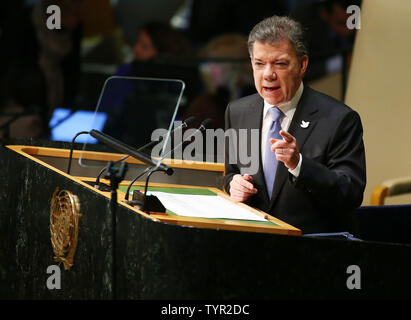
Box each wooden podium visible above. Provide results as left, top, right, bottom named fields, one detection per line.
left=7, top=145, right=301, bottom=236
left=1, top=142, right=411, bottom=299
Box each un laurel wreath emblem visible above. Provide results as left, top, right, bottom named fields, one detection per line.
left=50, top=188, right=81, bottom=270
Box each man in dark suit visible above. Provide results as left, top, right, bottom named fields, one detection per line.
left=223, top=16, right=366, bottom=234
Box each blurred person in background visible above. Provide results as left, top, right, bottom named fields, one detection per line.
left=100, top=21, right=203, bottom=148
left=0, top=63, right=48, bottom=139
left=116, top=21, right=203, bottom=114
left=132, top=21, right=193, bottom=62
left=187, top=0, right=288, bottom=48
left=184, top=33, right=255, bottom=130
left=0, top=0, right=85, bottom=139
left=32, top=0, right=85, bottom=120
left=291, top=0, right=362, bottom=81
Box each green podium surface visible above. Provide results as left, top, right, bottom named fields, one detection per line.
left=121, top=185, right=281, bottom=227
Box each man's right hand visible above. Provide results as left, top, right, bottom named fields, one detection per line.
left=229, top=174, right=258, bottom=202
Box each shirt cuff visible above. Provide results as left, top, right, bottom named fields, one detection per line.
left=288, top=153, right=302, bottom=177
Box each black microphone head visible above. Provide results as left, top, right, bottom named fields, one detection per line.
left=200, top=118, right=213, bottom=130
left=165, top=167, right=174, bottom=176
left=183, top=116, right=196, bottom=128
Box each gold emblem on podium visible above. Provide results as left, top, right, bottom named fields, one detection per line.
left=50, top=188, right=81, bottom=270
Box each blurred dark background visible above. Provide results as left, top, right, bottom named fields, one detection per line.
left=0, top=0, right=361, bottom=143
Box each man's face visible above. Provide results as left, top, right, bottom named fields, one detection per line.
left=251, top=40, right=308, bottom=106
left=133, top=30, right=158, bottom=61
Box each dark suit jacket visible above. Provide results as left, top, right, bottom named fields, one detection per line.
left=223, top=86, right=366, bottom=234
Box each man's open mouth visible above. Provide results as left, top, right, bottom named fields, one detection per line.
left=263, top=86, right=280, bottom=93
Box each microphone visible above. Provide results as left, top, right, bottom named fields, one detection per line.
left=67, top=131, right=90, bottom=175
left=181, top=116, right=197, bottom=128
left=199, top=118, right=213, bottom=131
left=93, top=116, right=196, bottom=189
left=159, top=118, right=213, bottom=161
left=89, top=129, right=174, bottom=175
left=123, top=118, right=213, bottom=206
left=138, top=116, right=196, bottom=152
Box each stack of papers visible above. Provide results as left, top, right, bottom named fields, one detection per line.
left=148, top=191, right=267, bottom=222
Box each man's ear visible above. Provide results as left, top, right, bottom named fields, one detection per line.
left=300, top=55, right=309, bottom=76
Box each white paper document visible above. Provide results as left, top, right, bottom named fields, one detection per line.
left=149, top=192, right=268, bottom=222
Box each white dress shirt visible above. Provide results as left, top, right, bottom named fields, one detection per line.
left=261, top=82, right=304, bottom=177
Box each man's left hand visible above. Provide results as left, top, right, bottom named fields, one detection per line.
left=270, top=130, right=300, bottom=170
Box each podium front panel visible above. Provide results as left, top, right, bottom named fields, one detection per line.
left=1, top=144, right=411, bottom=299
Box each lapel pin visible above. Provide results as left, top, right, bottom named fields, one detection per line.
left=300, top=120, right=310, bottom=128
